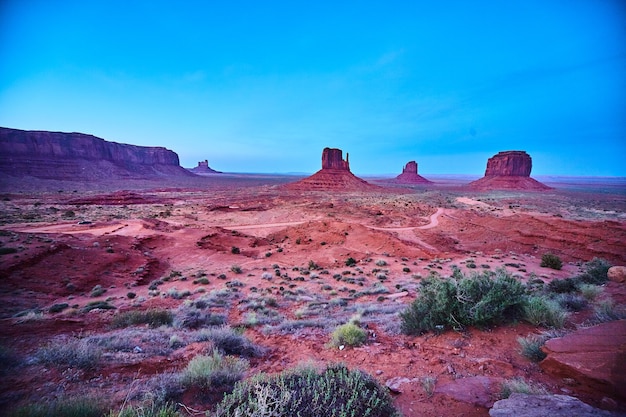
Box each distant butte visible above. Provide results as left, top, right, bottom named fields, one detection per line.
left=469, top=150, right=550, bottom=190
left=283, top=147, right=380, bottom=191
left=0, top=127, right=192, bottom=181
left=393, top=160, right=432, bottom=184
left=190, top=160, right=221, bottom=174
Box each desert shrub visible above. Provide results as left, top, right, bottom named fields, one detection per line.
left=112, top=309, right=173, bottom=328
left=127, top=292, right=137, bottom=299
left=8, top=396, right=107, bottom=417
left=400, top=270, right=526, bottom=335
left=231, top=246, right=240, bottom=254
left=213, top=363, right=400, bottom=417
left=36, top=337, right=102, bottom=369
left=576, top=257, right=611, bottom=285
left=500, top=377, right=548, bottom=399
left=0, top=247, right=18, bottom=255
left=48, top=303, right=69, bottom=313
left=578, top=283, right=603, bottom=301
left=375, top=259, right=387, bottom=266
left=523, top=296, right=568, bottom=328
left=109, top=401, right=181, bottom=417
left=555, top=293, right=587, bottom=312
left=230, top=265, right=242, bottom=274
left=331, top=322, right=367, bottom=348
left=546, top=278, right=577, bottom=294
left=345, top=257, right=357, bottom=267
left=540, top=253, right=562, bottom=270
left=82, top=300, right=116, bottom=312
left=90, top=284, right=107, bottom=297
left=182, top=351, right=248, bottom=390
left=517, top=335, right=548, bottom=362
left=175, top=310, right=226, bottom=329
left=593, top=299, right=626, bottom=323
left=193, top=326, right=264, bottom=357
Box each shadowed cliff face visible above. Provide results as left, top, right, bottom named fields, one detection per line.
left=485, top=151, right=532, bottom=177
left=0, top=127, right=192, bottom=180
left=321, top=147, right=350, bottom=171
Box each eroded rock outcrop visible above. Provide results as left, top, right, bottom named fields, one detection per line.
left=190, top=160, right=221, bottom=174
left=0, top=127, right=192, bottom=180
left=283, top=147, right=380, bottom=191
left=394, top=160, right=432, bottom=184
left=469, top=150, right=549, bottom=190
left=489, top=393, right=619, bottom=417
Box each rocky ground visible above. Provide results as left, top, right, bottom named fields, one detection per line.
left=0, top=174, right=625, bottom=416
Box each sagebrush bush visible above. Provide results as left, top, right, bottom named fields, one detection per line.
left=593, top=299, right=626, bottom=323
left=36, top=337, right=102, bottom=369
left=540, top=253, right=562, bottom=270
left=331, top=322, right=367, bottom=347
left=8, top=396, right=107, bottom=417
left=400, top=270, right=526, bottom=334
left=213, top=363, right=401, bottom=417
left=517, top=335, right=547, bottom=362
left=112, top=309, right=174, bottom=328
left=576, top=257, right=611, bottom=285
left=193, top=326, right=264, bottom=357
left=523, top=296, right=568, bottom=328
left=546, top=278, right=577, bottom=294
left=555, top=293, right=587, bottom=312
left=182, top=351, right=248, bottom=390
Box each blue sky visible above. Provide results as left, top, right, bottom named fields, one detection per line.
left=1, top=1, right=624, bottom=176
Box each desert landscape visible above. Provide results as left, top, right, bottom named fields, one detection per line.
left=0, top=128, right=625, bottom=416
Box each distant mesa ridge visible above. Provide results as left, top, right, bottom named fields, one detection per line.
left=469, top=150, right=550, bottom=190
left=283, top=147, right=380, bottom=191
left=0, top=127, right=192, bottom=180
left=394, top=160, right=432, bottom=184
left=190, top=159, right=221, bottom=174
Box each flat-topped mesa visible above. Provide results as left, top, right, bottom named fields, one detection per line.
left=190, top=159, right=221, bottom=174
left=0, top=127, right=192, bottom=180
left=283, top=147, right=380, bottom=191
left=394, top=160, right=432, bottom=184
left=469, top=150, right=549, bottom=191
left=321, top=147, right=350, bottom=171
left=485, top=151, right=532, bottom=177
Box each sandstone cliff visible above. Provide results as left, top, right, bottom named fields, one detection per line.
left=284, top=147, right=380, bottom=191
left=0, top=127, right=192, bottom=180
left=469, top=150, right=549, bottom=190
left=394, top=160, right=432, bottom=184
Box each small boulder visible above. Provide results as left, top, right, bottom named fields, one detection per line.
left=385, top=377, right=415, bottom=394
left=489, top=393, right=619, bottom=417
left=608, top=266, right=626, bottom=283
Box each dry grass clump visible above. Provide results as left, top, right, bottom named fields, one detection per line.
left=182, top=351, right=249, bottom=390
left=36, top=337, right=102, bottom=370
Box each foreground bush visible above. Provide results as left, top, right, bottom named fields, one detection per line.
left=331, top=322, right=367, bottom=347
left=523, top=296, right=568, bottom=328
left=9, top=396, right=106, bottom=417
left=400, top=270, right=526, bottom=334
left=213, top=363, right=400, bottom=417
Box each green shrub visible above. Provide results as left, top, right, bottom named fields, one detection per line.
left=578, top=283, right=603, bottom=301
left=331, top=322, right=367, bottom=347
left=345, top=257, right=357, bottom=267
left=540, top=253, right=562, bottom=270
left=182, top=351, right=248, bottom=390
left=213, top=363, right=400, bottom=417
left=517, top=335, right=547, bottom=362
left=90, top=284, right=107, bottom=297
left=593, top=299, right=626, bottom=323
left=400, top=270, right=526, bottom=335
left=82, top=300, right=116, bottom=312
left=231, top=246, right=240, bottom=254
left=500, top=377, right=548, bottom=399
left=555, top=293, right=587, bottom=312
left=546, top=278, right=577, bottom=294
left=9, top=396, right=107, bottom=417
left=523, top=296, right=568, bottom=328
left=576, top=257, right=611, bottom=285
left=48, top=303, right=69, bottom=313
left=230, top=265, right=242, bottom=274
left=109, top=401, right=181, bottom=417
left=112, top=309, right=174, bottom=328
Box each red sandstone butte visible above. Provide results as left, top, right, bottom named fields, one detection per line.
left=190, top=160, right=221, bottom=174
left=283, top=147, right=380, bottom=191
left=468, top=150, right=550, bottom=190
left=394, top=161, right=432, bottom=184
left=0, top=127, right=192, bottom=180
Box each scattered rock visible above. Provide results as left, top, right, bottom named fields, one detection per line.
left=608, top=266, right=626, bottom=283
left=435, top=376, right=502, bottom=408
left=385, top=377, right=416, bottom=394
left=540, top=320, right=626, bottom=400
left=489, top=393, right=620, bottom=417
left=469, top=151, right=550, bottom=191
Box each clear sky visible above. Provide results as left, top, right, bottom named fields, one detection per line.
left=1, top=1, right=625, bottom=176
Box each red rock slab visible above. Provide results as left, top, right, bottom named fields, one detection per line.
left=541, top=320, right=626, bottom=400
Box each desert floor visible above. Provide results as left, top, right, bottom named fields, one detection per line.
left=1, top=174, right=625, bottom=416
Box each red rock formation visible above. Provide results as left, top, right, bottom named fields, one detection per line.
left=540, top=320, right=626, bottom=400
left=469, top=150, right=549, bottom=190
left=190, top=160, right=221, bottom=174
left=284, top=147, right=380, bottom=191
left=394, top=160, right=432, bottom=184
left=0, top=127, right=192, bottom=180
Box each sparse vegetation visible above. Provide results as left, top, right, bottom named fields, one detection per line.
left=36, top=337, right=102, bottom=370
left=8, top=396, right=107, bottom=417
left=576, top=257, right=611, bottom=285
left=213, top=363, right=400, bottom=417
left=112, top=309, right=174, bottom=328
left=182, top=351, right=248, bottom=390
left=523, top=296, right=568, bottom=328
left=331, top=322, right=367, bottom=348
left=500, top=377, right=548, bottom=399
left=540, top=253, right=562, bottom=270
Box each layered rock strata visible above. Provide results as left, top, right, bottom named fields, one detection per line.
left=469, top=150, right=549, bottom=190
left=0, top=127, right=192, bottom=180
